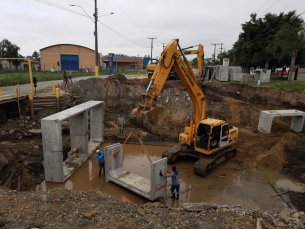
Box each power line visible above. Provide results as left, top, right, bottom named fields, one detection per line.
left=279, top=0, right=299, bottom=12
left=103, top=0, right=151, bottom=36
left=98, top=20, right=149, bottom=48
left=255, top=0, right=272, bottom=13
left=35, top=0, right=150, bottom=49
left=261, top=0, right=281, bottom=14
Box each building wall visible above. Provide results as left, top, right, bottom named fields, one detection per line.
left=40, top=44, right=96, bottom=71
left=103, top=57, right=143, bottom=70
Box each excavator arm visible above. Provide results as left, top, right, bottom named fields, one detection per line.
left=131, top=39, right=206, bottom=137
left=177, top=44, right=204, bottom=77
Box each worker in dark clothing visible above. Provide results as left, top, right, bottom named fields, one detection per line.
left=63, top=71, right=68, bottom=85
left=161, top=166, right=180, bottom=200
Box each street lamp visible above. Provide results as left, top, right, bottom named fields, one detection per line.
left=70, top=4, right=113, bottom=78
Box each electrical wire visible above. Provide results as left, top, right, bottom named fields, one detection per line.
left=261, top=0, right=281, bottom=14
left=35, top=0, right=150, bottom=49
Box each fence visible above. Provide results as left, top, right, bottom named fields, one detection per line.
left=0, top=83, right=56, bottom=101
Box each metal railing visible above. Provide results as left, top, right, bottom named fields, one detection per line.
left=0, top=83, right=56, bottom=101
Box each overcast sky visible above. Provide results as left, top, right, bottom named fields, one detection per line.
left=1, top=0, right=304, bottom=59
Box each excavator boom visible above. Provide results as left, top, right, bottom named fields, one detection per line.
left=131, top=39, right=206, bottom=137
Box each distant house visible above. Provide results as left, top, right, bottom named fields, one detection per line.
left=0, top=58, right=40, bottom=71
left=102, top=54, right=144, bottom=70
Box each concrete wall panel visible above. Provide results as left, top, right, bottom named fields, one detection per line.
left=70, top=134, right=88, bottom=158
left=215, top=66, right=229, bottom=81
left=69, top=112, right=88, bottom=135
left=151, top=158, right=167, bottom=200
left=90, top=104, right=105, bottom=122
left=90, top=122, right=104, bottom=142
left=254, top=69, right=271, bottom=83
left=41, top=119, right=62, bottom=152
left=230, top=73, right=244, bottom=82
left=43, top=150, right=64, bottom=182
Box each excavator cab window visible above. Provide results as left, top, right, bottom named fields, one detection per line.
left=219, top=124, right=230, bottom=147
left=210, top=126, right=221, bottom=150
left=196, top=124, right=210, bottom=150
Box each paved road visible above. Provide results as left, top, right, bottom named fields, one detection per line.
left=0, top=74, right=147, bottom=100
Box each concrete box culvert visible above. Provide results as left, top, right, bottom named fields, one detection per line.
left=258, top=109, right=305, bottom=134
left=42, top=101, right=104, bottom=183
left=105, top=143, right=168, bottom=201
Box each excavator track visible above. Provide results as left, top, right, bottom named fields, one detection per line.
left=162, top=144, right=237, bottom=176
left=194, top=146, right=237, bottom=177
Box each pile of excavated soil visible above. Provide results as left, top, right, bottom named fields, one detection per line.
left=2, top=187, right=301, bottom=229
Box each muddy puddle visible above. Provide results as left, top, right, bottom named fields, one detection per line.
left=38, top=143, right=304, bottom=210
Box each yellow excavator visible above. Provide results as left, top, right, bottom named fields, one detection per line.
left=131, top=39, right=238, bottom=176
left=146, top=44, right=204, bottom=79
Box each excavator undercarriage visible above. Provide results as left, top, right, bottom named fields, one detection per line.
left=162, top=143, right=237, bottom=176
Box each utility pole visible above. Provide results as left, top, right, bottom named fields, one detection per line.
left=94, top=0, right=99, bottom=78
left=211, top=43, right=220, bottom=65
left=219, top=43, right=224, bottom=54
left=161, top=43, right=167, bottom=50
left=148, top=38, right=157, bottom=60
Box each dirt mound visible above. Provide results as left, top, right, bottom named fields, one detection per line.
left=107, top=74, right=128, bottom=83
left=0, top=187, right=286, bottom=229
left=284, top=141, right=305, bottom=182
left=0, top=142, right=44, bottom=190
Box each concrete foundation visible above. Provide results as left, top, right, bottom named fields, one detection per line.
left=254, top=69, right=271, bottom=83
left=42, top=101, right=104, bottom=183
left=258, top=110, right=305, bottom=133
left=215, top=66, right=229, bottom=82
left=105, top=143, right=168, bottom=201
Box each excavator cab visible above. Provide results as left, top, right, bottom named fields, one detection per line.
left=195, top=122, right=230, bottom=152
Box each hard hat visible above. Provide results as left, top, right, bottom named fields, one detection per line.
left=96, top=150, right=100, bottom=153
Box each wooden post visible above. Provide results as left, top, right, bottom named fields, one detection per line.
left=17, top=175, right=21, bottom=192
left=56, top=88, right=60, bottom=112
left=16, top=88, right=22, bottom=123
left=29, top=91, right=34, bottom=120
left=2, top=104, right=7, bottom=123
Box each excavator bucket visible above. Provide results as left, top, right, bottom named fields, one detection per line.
left=130, top=106, right=160, bottom=135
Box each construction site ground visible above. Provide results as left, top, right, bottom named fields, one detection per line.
left=1, top=75, right=305, bottom=228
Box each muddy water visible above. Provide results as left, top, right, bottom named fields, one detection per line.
left=38, top=143, right=302, bottom=210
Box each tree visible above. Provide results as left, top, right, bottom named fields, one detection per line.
left=273, top=24, right=305, bottom=81
left=232, top=11, right=304, bottom=69
left=191, top=57, right=198, bottom=67
left=0, top=39, right=20, bottom=69
left=32, top=50, right=40, bottom=62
